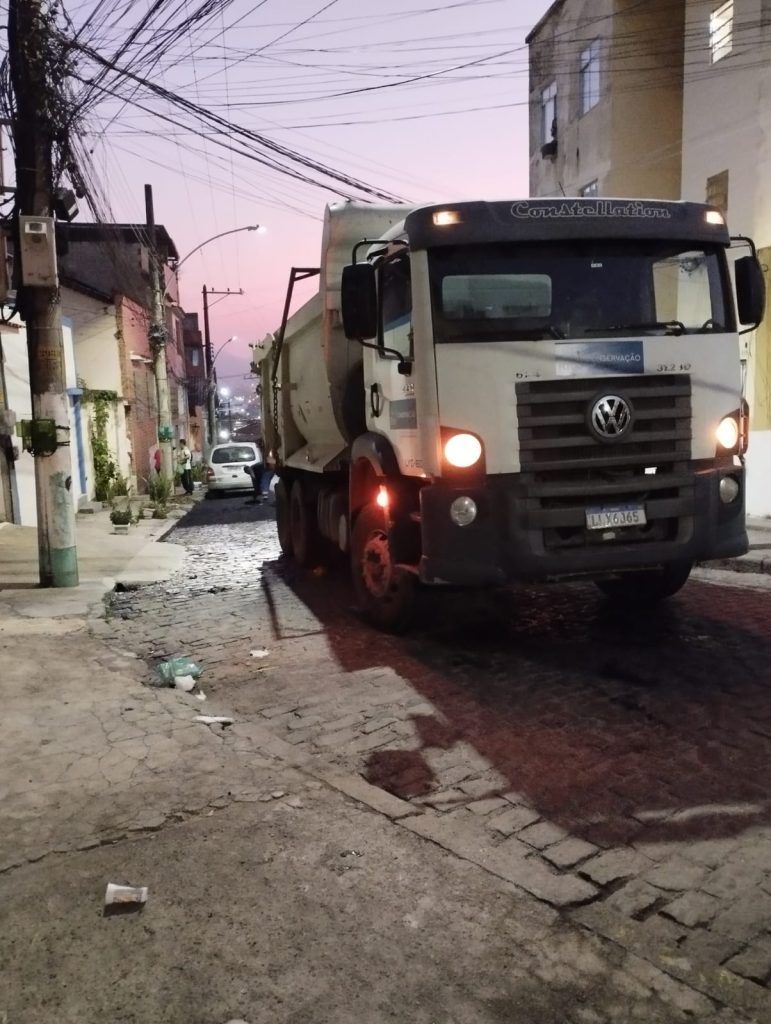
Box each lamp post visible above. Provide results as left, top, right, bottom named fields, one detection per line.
left=207, top=338, right=235, bottom=446
left=175, top=225, right=266, bottom=272
left=220, top=386, right=234, bottom=435
left=174, top=225, right=266, bottom=447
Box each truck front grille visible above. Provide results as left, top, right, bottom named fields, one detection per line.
left=515, top=375, right=694, bottom=551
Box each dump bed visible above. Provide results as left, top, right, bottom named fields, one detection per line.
left=258, top=201, right=412, bottom=471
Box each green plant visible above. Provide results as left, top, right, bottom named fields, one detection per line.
left=109, top=507, right=132, bottom=526
left=109, top=473, right=130, bottom=498
left=191, top=462, right=207, bottom=483
left=151, top=504, right=168, bottom=520
left=147, top=474, right=172, bottom=505
left=82, top=389, right=119, bottom=502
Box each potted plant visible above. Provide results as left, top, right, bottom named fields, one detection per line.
left=109, top=474, right=131, bottom=513
left=109, top=507, right=133, bottom=534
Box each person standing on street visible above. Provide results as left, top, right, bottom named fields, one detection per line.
left=177, top=439, right=194, bottom=495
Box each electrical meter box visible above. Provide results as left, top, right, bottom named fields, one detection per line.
left=18, top=216, right=58, bottom=288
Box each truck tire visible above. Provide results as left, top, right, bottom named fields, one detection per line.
left=275, top=479, right=292, bottom=556
left=594, top=562, right=693, bottom=605
left=289, top=479, right=320, bottom=567
left=351, top=503, right=415, bottom=632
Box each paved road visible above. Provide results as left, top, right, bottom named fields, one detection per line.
left=109, top=492, right=771, bottom=1017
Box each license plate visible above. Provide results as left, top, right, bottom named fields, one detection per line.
left=585, top=504, right=647, bottom=530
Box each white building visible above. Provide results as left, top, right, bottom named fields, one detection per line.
left=0, top=317, right=84, bottom=526
left=60, top=282, right=133, bottom=497
left=680, top=0, right=771, bottom=514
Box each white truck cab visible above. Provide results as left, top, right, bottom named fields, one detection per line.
left=259, top=198, right=765, bottom=629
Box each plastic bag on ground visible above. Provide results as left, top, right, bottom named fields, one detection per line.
left=157, top=656, right=203, bottom=685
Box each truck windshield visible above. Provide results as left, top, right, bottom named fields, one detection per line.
left=428, top=241, right=732, bottom=342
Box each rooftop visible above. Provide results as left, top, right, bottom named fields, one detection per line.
left=58, top=222, right=179, bottom=260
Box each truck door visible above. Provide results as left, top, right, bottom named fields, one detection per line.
left=364, top=251, right=421, bottom=475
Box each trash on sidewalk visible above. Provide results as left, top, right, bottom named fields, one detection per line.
left=104, top=883, right=148, bottom=909
left=156, top=656, right=202, bottom=686
left=195, top=690, right=206, bottom=701
left=195, top=715, right=234, bottom=727
left=250, top=648, right=269, bottom=659
left=173, top=674, right=196, bottom=692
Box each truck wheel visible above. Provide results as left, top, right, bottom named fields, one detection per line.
left=595, top=562, right=693, bottom=604
left=351, top=503, right=415, bottom=632
left=275, top=479, right=292, bottom=556
left=289, top=480, right=320, bottom=567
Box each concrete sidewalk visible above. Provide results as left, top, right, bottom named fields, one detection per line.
left=0, top=506, right=185, bottom=626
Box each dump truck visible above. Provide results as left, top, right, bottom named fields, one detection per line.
left=257, top=198, right=765, bottom=629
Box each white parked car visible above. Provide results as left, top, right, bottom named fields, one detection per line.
left=206, top=442, right=262, bottom=495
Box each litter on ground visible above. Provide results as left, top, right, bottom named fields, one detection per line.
left=104, top=883, right=148, bottom=906
left=157, top=656, right=203, bottom=685
left=194, top=715, right=234, bottom=726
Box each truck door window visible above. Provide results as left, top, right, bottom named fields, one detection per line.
left=651, top=251, right=722, bottom=329
left=379, top=255, right=412, bottom=358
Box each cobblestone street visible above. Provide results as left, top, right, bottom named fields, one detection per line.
left=107, top=494, right=771, bottom=1020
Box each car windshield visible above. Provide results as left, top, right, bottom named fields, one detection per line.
left=428, top=241, right=732, bottom=342
left=212, top=445, right=256, bottom=464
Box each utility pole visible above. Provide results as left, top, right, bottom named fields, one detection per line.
left=145, top=184, right=173, bottom=480
left=202, top=285, right=241, bottom=448
left=8, top=0, right=78, bottom=587
left=202, top=284, right=216, bottom=448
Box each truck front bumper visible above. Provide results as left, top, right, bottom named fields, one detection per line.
left=418, top=466, right=747, bottom=586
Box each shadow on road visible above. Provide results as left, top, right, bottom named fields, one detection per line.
left=267, top=555, right=771, bottom=850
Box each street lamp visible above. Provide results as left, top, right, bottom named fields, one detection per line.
left=175, top=225, right=267, bottom=272
left=206, top=339, right=236, bottom=448
left=212, top=338, right=235, bottom=368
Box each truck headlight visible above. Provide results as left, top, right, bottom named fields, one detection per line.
left=444, top=433, right=482, bottom=468
left=450, top=496, right=477, bottom=526
left=716, top=416, right=739, bottom=450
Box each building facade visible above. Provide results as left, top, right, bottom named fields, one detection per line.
left=0, top=317, right=84, bottom=525
left=58, top=223, right=189, bottom=492
left=528, top=0, right=685, bottom=200
left=680, top=0, right=771, bottom=513
left=182, top=312, right=207, bottom=454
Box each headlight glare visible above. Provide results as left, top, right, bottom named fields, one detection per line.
left=444, top=433, right=482, bottom=468
left=716, top=416, right=740, bottom=450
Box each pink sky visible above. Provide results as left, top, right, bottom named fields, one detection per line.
left=90, top=0, right=553, bottom=390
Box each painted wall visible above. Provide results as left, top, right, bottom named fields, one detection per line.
left=681, top=0, right=771, bottom=514
left=60, top=286, right=132, bottom=498
left=0, top=318, right=83, bottom=526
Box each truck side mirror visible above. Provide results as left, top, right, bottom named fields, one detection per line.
left=735, top=255, right=766, bottom=327
left=341, top=264, right=377, bottom=341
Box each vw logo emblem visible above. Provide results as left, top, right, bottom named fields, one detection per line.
left=590, top=395, right=633, bottom=440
